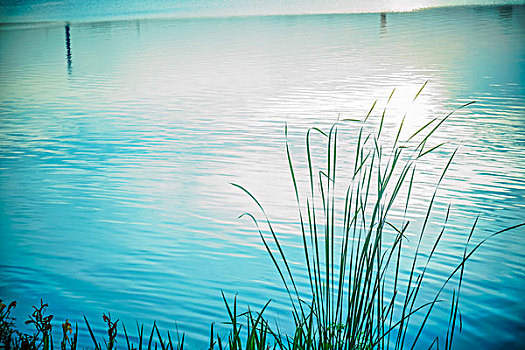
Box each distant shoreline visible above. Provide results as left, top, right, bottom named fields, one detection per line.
left=1, top=3, right=523, bottom=27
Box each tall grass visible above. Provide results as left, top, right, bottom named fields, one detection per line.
left=233, top=86, right=524, bottom=349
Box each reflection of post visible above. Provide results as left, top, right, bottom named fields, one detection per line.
left=380, top=12, right=387, bottom=33
left=65, top=23, right=72, bottom=74
left=498, top=5, right=513, bottom=20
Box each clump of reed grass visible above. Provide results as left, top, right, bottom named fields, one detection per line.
left=233, top=84, right=524, bottom=349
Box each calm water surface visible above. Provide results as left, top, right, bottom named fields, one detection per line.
left=1, top=5, right=524, bottom=349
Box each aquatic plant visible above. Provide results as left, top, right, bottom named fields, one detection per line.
left=232, top=86, right=524, bottom=349
left=60, top=318, right=77, bottom=350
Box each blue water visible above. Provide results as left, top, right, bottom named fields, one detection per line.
left=0, top=4, right=524, bottom=349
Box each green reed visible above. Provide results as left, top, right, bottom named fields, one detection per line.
left=232, top=84, right=524, bottom=349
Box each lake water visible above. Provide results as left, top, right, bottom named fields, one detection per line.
left=1, top=4, right=524, bottom=349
